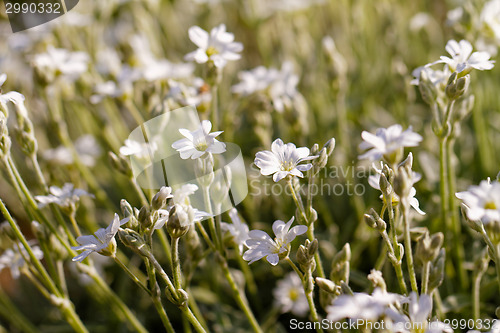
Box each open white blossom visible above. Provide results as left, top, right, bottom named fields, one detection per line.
left=456, top=180, right=500, bottom=224
left=432, top=39, right=495, bottom=73
left=120, top=139, right=158, bottom=159
left=359, top=124, right=422, bottom=162
left=369, top=162, right=425, bottom=215
left=410, top=65, right=451, bottom=88
left=35, top=183, right=94, bottom=209
left=167, top=78, right=211, bottom=106
left=0, top=242, right=44, bottom=279
left=243, top=217, right=307, bottom=265
left=326, top=288, right=404, bottom=322
left=231, top=66, right=278, bottom=95
left=71, top=214, right=129, bottom=262
left=254, top=138, right=318, bottom=182
left=221, top=208, right=249, bottom=254
left=32, top=46, right=89, bottom=82
left=273, top=272, right=308, bottom=316
left=172, top=120, right=226, bottom=159
left=185, top=24, right=243, bottom=68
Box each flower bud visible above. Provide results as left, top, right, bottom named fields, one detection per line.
left=152, top=186, right=173, bottom=210
left=418, top=69, right=438, bottom=105
left=313, top=148, right=328, bottom=174
left=379, top=173, right=393, bottom=198
left=310, top=143, right=320, bottom=156
left=315, top=277, right=338, bottom=294
left=108, top=152, right=132, bottom=177
left=138, top=205, right=153, bottom=229
left=416, top=231, right=443, bottom=263
left=118, top=228, right=150, bottom=257
left=393, top=166, right=412, bottom=204
left=167, top=204, right=190, bottom=238
left=323, top=138, right=336, bottom=157
left=428, top=249, right=445, bottom=292
left=330, top=243, right=351, bottom=284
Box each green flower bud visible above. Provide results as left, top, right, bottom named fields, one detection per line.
left=108, top=152, right=132, bottom=177
left=428, top=249, right=445, bottom=292
left=418, top=70, right=438, bottom=105
left=138, top=205, right=153, bottom=229
left=315, top=277, right=338, bottom=294
left=330, top=243, right=351, bottom=284
left=310, top=143, right=320, bottom=156
left=152, top=187, right=173, bottom=211
left=323, top=138, right=336, bottom=156
left=117, top=228, right=150, bottom=257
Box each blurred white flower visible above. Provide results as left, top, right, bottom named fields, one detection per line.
left=480, top=1, right=500, bottom=42
left=231, top=66, right=279, bottom=96
left=386, top=293, right=452, bottom=333
left=255, top=138, right=318, bottom=182
left=410, top=65, right=451, bottom=88
left=326, top=288, right=403, bottom=322
left=35, top=183, right=94, bottom=209
left=0, top=242, right=43, bottom=279
left=0, top=74, right=25, bottom=105
left=185, top=24, right=243, bottom=68
left=172, top=120, right=226, bottom=159
left=167, top=78, right=211, bottom=106
left=232, top=62, right=299, bottom=112
left=130, top=34, right=193, bottom=81
left=369, top=162, right=425, bottom=215
left=446, top=7, right=463, bottom=26
left=359, top=124, right=422, bottom=161
left=43, top=135, right=101, bottom=167
left=71, top=214, right=128, bottom=262
left=456, top=180, right=500, bottom=224
left=243, top=217, right=307, bottom=265
left=273, top=272, right=308, bottom=316
left=120, top=139, right=158, bottom=159
left=221, top=208, right=249, bottom=254
left=433, top=39, right=495, bottom=73
left=32, top=46, right=89, bottom=82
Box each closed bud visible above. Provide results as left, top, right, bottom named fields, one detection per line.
left=330, top=243, right=351, bottom=284
left=108, top=152, right=132, bottom=177
left=379, top=173, right=392, bottom=197
left=428, top=249, right=445, bottom=291
left=364, top=213, right=377, bottom=229
left=461, top=204, right=482, bottom=233
left=399, top=152, right=413, bottom=169
left=323, top=138, right=336, bottom=156
left=121, top=199, right=134, bottom=217
left=313, top=148, right=328, bottom=174
left=167, top=204, right=190, bottom=238
left=315, top=277, right=337, bottom=294
left=418, top=69, right=438, bottom=105
left=152, top=186, right=173, bottom=210
left=118, top=228, right=150, bottom=257
left=138, top=205, right=153, bottom=229
left=308, top=239, right=319, bottom=257
left=307, top=207, right=318, bottom=223
left=393, top=166, right=411, bottom=202
left=416, top=231, right=443, bottom=263
left=310, top=143, right=320, bottom=156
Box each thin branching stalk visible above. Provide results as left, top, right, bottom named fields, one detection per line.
left=401, top=203, right=418, bottom=293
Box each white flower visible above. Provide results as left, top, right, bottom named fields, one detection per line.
left=410, top=65, right=451, bottom=88
left=120, top=139, right=158, bottom=159
left=71, top=214, right=128, bottom=262
left=273, top=272, right=308, bottom=317
left=32, top=46, right=89, bottom=81
left=359, top=124, right=422, bottom=162
left=43, top=135, right=101, bottom=167
left=0, top=74, right=25, bottom=105
left=243, top=217, right=307, bottom=265
left=35, top=183, right=94, bottom=209
left=167, top=78, right=211, bottom=106
left=254, top=138, right=318, bottom=182
left=185, top=24, right=243, bottom=68
left=326, top=288, right=403, bottom=322
left=456, top=180, right=500, bottom=224
left=221, top=208, right=249, bottom=254
left=231, top=62, right=299, bottom=112
left=369, top=162, right=425, bottom=215
left=0, top=242, right=43, bottom=279
left=231, top=66, right=279, bottom=96
left=433, top=39, right=495, bottom=73
left=386, top=293, right=452, bottom=333
left=480, top=1, right=500, bottom=42
left=171, top=120, right=226, bottom=159
left=269, top=62, right=299, bottom=113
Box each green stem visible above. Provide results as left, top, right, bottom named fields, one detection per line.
left=421, top=261, right=430, bottom=295
left=220, top=256, right=263, bottom=333
left=0, top=287, right=37, bottom=333
left=171, top=237, right=183, bottom=289
left=479, top=226, right=500, bottom=294
left=473, top=265, right=486, bottom=322
left=380, top=229, right=407, bottom=295
left=113, top=256, right=150, bottom=295
left=69, top=211, right=82, bottom=238
left=402, top=204, right=418, bottom=293
left=446, top=137, right=468, bottom=290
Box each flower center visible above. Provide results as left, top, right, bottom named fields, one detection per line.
left=484, top=201, right=497, bottom=210
left=288, top=288, right=299, bottom=301
left=206, top=46, right=219, bottom=57
left=280, top=160, right=295, bottom=172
